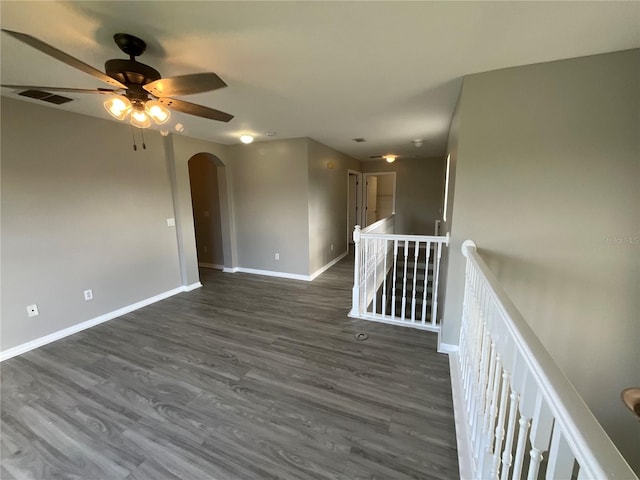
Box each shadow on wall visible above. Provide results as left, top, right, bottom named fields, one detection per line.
left=480, top=245, right=640, bottom=460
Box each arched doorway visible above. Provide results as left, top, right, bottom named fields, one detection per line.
left=187, top=152, right=234, bottom=271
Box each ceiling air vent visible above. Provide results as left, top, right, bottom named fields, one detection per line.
left=352, top=138, right=366, bottom=143
left=18, top=89, right=73, bottom=105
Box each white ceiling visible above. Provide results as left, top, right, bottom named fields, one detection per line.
left=1, top=1, right=638, bottom=160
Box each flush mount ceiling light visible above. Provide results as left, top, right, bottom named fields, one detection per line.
left=384, top=155, right=397, bottom=163
left=240, top=134, right=254, bottom=144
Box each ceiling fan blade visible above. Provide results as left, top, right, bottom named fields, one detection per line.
left=1, top=29, right=127, bottom=89
left=1, top=84, right=117, bottom=95
left=158, top=97, right=233, bottom=122
left=143, top=73, right=227, bottom=97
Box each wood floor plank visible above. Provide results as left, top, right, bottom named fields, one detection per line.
left=1, top=255, right=458, bottom=479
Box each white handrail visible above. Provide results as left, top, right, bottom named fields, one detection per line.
left=350, top=218, right=448, bottom=331
left=458, top=240, right=636, bottom=480
left=361, top=214, right=395, bottom=234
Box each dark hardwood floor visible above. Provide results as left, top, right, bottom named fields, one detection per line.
left=1, top=256, right=458, bottom=479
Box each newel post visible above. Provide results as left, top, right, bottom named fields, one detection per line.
left=350, top=225, right=361, bottom=316
left=461, top=239, right=477, bottom=257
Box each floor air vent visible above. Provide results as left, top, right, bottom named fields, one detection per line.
left=18, top=89, right=73, bottom=105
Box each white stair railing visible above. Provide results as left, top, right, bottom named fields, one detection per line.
left=454, top=240, right=637, bottom=480
left=350, top=216, right=449, bottom=331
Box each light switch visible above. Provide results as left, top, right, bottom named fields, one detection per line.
left=167, top=218, right=176, bottom=227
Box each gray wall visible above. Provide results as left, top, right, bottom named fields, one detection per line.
left=228, top=138, right=311, bottom=275
left=170, top=134, right=232, bottom=281
left=442, top=49, right=640, bottom=471
left=189, top=154, right=224, bottom=267
left=361, top=157, right=446, bottom=235
left=307, top=139, right=361, bottom=273
left=1, top=98, right=182, bottom=350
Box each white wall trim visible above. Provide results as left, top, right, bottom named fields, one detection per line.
left=183, top=282, right=203, bottom=292
left=309, top=251, right=348, bottom=280
left=225, top=252, right=348, bottom=283
left=233, top=267, right=313, bottom=282
left=0, top=284, right=199, bottom=362
left=448, top=352, right=474, bottom=480
left=198, top=262, right=223, bottom=270
left=438, top=342, right=459, bottom=355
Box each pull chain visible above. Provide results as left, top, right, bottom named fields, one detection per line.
left=130, top=125, right=137, bottom=151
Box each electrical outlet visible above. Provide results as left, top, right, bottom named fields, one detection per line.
left=84, top=289, right=93, bottom=301
left=275, top=253, right=280, bottom=260
left=26, top=304, right=39, bottom=317
left=166, top=218, right=176, bottom=227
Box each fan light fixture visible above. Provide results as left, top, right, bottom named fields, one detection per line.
left=384, top=155, right=397, bottom=163
left=104, top=95, right=132, bottom=121
left=240, top=134, right=254, bottom=144
left=104, top=96, right=170, bottom=128
left=145, top=100, right=170, bottom=125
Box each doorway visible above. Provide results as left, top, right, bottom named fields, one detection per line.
left=363, top=172, right=396, bottom=227
left=188, top=153, right=230, bottom=270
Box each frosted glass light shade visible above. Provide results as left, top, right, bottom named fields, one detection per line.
left=104, top=95, right=132, bottom=120
left=384, top=155, right=397, bottom=163
left=130, top=108, right=151, bottom=128
left=145, top=100, right=170, bottom=125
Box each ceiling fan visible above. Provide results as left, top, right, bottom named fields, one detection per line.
left=1, top=29, right=234, bottom=128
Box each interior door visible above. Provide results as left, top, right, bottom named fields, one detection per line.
left=365, top=176, right=378, bottom=226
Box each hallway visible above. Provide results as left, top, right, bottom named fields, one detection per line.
left=1, top=257, right=458, bottom=479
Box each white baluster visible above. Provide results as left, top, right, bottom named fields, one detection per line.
left=491, top=369, right=510, bottom=479
left=372, top=237, right=378, bottom=316
left=546, top=426, right=575, bottom=480
left=411, top=241, right=419, bottom=321
left=478, top=347, right=500, bottom=479
left=381, top=239, right=388, bottom=317
left=400, top=239, right=408, bottom=321
left=350, top=225, right=361, bottom=316
left=391, top=240, right=398, bottom=319
left=421, top=241, right=432, bottom=324
left=500, top=389, right=519, bottom=480
left=526, top=394, right=554, bottom=480
left=472, top=317, right=491, bottom=462
left=513, top=415, right=531, bottom=480
left=431, top=242, right=443, bottom=327
left=512, top=377, right=536, bottom=480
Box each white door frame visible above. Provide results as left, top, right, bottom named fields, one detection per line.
left=363, top=172, right=397, bottom=225
left=347, top=169, right=362, bottom=244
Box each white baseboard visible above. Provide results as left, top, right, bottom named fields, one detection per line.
left=198, top=263, right=223, bottom=270
left=309, top=251, right=348, bottom=280
left=234, top=267, right=312, bottom=282
left=224, top=252, right=348, bottom=282
left=438, top=342, right=459, bottom=355
left=183, top=282, right=203, bottom=292
left=0, top=283, right=201, bottom=362
left=448, top=352, right=474, bottom=480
